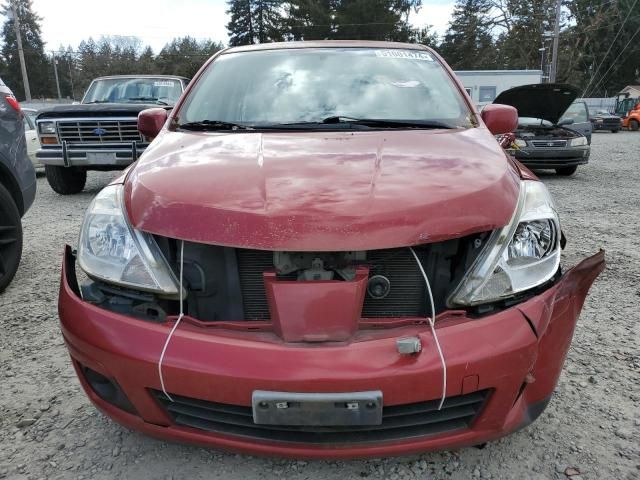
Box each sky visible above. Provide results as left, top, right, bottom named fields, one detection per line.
left=26, top=0, right=455, bottom=54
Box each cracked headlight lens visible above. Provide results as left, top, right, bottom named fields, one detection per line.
left=77, top=185, right=179, bottom=295
left=449, top=181, right=561, bottom=306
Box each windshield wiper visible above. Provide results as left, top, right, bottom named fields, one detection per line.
left=85, top=100, right=110, bottom=104
left=321, top=116, right=457, bottom=129
left=126, top=97, right=170, bottom=105
left=259, top=117, right=458, bottom=130
left=177, top=120, right=254, bottom=131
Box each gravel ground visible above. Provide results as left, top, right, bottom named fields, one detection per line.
left=1, top=131, right=638, bottom=480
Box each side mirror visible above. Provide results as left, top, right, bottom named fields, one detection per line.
left=481, top=104, right=518, bottom=135
left=558, top=118, right=574, bottom=126
left=138, top=108, right=168, bottom=139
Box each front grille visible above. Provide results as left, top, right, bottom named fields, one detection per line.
left=153, top=390, right=489, bottom=445
left=57, top=119, right=142, bottom=143
left=531, top=140, right=567, bottom=148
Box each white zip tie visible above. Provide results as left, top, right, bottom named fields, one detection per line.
left=409, top=247, right=447, bottom=411
left=158, top=240, right=185, bottom=402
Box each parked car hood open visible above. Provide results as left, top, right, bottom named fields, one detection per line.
left=493, top=83, right=579, bottom=125
left=124, top=128, right=520, bottom=251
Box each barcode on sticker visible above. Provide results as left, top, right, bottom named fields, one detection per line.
left=375, top=50, right=434, bottom=61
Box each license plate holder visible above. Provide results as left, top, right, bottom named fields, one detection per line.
left=252, top=390, right=383, bottom=426
left=86, top=152, right=117, bottom=164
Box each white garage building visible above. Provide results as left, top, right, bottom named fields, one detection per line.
left=453, top=70, right=543, bottom=106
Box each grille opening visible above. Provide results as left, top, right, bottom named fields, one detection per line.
left=153, top=233, right=489, bottom=323
left=57, top=119, right=143, bottom=143
left=152, top=390, right=490, bottom=445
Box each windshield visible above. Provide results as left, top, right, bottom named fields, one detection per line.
left=82, top=77, right=183, bottom=105
left=178, top=48, right=473, bottom=128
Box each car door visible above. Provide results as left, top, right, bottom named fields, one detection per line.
left=23, top=115, right=40, bottom=166
left=560, top=101, right=593, bottom=143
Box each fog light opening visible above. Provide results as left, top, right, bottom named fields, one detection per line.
left=80, top=365, right=137, bottom=415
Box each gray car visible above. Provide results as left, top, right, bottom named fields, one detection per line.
left=493, top=84, right=592, bottom=176
left=0, top=78, right=36, bottom=292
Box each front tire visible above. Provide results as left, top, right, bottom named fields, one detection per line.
left=611, top=129, right=619, bottom=133
left=630, top=120, right=639, bottom=131
left=45, top=165, right=87, bottom=195
left=0, top=183, right=23, bottom=293
left=556, top=166, right=578, bottom=176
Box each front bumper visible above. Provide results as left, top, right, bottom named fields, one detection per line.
left=58, top=247, right=604, bottom=459
left=37, top=142, right=146, bottom=168
left=515, top=146, right=590, bottom=169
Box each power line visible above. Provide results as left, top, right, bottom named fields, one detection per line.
left=585, top=22, right=640, bottom=97
left=580, top=0, right=639, bottom=97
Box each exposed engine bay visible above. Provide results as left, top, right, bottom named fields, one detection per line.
left=79, top=233, right=514, bottom=323
left=273, top=251, right=366, bottom=281
left=516, top=124, right=580, bottom=140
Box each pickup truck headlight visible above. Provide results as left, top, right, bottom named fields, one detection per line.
left=569, top=137, right=588, bottom=147
left=77, top=185, right=180, bottom=296
left=449, top=181, right=561, bottom=306
left=38, top=121, right=56, bottom=134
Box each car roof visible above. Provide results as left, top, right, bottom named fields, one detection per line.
left=222, top=40, right=432, bottom=55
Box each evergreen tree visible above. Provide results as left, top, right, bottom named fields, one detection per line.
left=439, top=0, right=497, bottom=69
left=157, top=37, right=223, bottom=78
left=333, top=0, right=419, bottom=41
left=137, top=46, right=156, bottom=74
left=0, top=0, right=53, bottom=99
left=226, top=0, right=284, bottom=46
left=287, top=0, right=335, bottom=40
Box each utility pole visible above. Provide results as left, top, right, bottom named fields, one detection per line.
left=51, top=51, right=62, bottom=99
left=68, top=62, right=75, bottom=100
left=10, top=0, right=31, bottom=101
left=549, top=0, right=562, bottom=83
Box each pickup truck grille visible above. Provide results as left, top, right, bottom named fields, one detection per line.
left=57, top=119, right=142, bottom=143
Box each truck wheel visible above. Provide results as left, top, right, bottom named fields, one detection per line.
left=45, top=165, right=87, bottom=195
left=630, top=120, right=639, bottom=131
left=556, top=166, right=578, bottom=176
left=0, top=183, right=23, bottom=293
left=611, top=129, right=618, bottom=133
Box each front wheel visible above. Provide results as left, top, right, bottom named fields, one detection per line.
left=556, top=166, right=578, bottom=176
left=630, top=119, right=639, bottom=131
left=0, top=183, right=23, bottom=293
left=45, top=165, right=87, bottom=195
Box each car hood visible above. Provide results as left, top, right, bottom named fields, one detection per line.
left=124, top=128, right=521, bottom=251
left=37, top=103, right=165, bottom=119
left=493, top=83, right=579, bottom=125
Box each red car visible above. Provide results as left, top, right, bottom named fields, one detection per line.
left=59, top=41, right=604, bottom=459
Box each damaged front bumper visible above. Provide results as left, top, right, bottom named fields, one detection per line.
left=58, top=247, right=604, bottom=459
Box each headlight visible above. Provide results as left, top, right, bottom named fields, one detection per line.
left=77, top=185, right=180, bottom=296
left=514, top=139, right=528, bottom=148
left=449, top=181, right=561, bottom=306
left=38, top=121, right=56, bottom=134
left=570, top=137, right=588, bottom=147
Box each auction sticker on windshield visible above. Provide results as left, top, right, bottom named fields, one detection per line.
left=375, top=50, right=434, bottom=61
